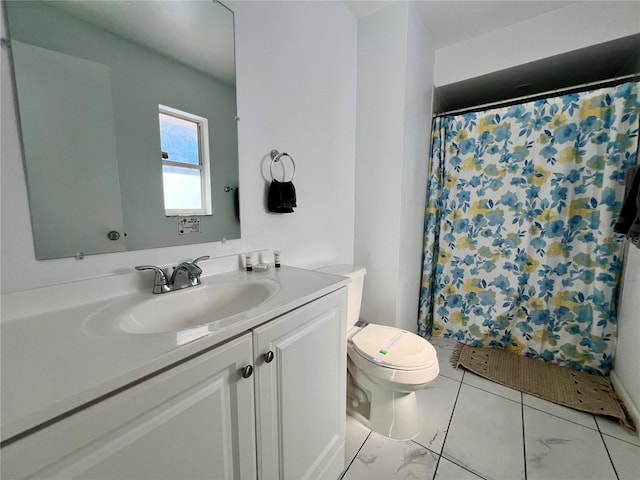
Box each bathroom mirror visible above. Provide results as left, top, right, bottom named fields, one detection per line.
left=5, top=0, right=240, bottom=260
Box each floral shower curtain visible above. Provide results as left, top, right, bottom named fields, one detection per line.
left=418, top=82, right=639, bottom=375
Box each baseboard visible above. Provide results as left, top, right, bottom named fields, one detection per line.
left=610, top=370, right=640, bottom=429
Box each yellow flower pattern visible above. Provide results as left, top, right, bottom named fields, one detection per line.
left=419, top=82, right=640, bottom=375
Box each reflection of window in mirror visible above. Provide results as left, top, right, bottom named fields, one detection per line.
left=159, top=105, right=212, bottom=216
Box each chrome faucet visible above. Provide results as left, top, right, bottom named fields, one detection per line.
left=135, top=256, right=210, bottom=294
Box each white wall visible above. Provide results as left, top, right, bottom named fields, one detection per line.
left=396, top=5, right=435, bottom=332
left=0, top=1, right=357, bottom=294
left=435, top=1, right=640, bottom=86
left=354, top=4, right=407, bottom=327
left=612, top=245, right=640, bottom=427
left=354, top=3, right=435, bottom=331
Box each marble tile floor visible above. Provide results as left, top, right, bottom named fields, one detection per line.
left=340, top=337, right=640, bottom=480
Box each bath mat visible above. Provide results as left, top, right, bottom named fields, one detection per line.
left=450, top=343, right=636, bottom=433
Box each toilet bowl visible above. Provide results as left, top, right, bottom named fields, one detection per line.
left=316, top=265, right=439, bottom=440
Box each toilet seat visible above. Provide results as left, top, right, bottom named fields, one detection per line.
left=350, top=324, right=437, bottom=370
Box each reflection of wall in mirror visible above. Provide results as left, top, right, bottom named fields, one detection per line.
left=6, top=1, right=240, bottom=259
left=11, top=40, right=126, bottom=259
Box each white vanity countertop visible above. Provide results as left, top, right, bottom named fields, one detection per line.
left=0, top=266, right=348, bottom=442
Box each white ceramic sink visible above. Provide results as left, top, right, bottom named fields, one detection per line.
left=118, top=279, right=280, bottom=334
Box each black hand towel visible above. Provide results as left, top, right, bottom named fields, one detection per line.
left=234, top=187, right=240, bottom=221
left=268, top=180, right=297, bottom=213
left=614, top=165, right=640, bottom=247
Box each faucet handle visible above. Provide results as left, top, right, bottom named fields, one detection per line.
left=135, top=264, right=166, bottom=275
left=193, top=255, right=210, bottom=265
left=135, top=265, right=170, bottom=294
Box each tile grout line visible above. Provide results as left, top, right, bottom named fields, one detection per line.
left=522, top=402, right=600, bottom=432
left=339, top=429, right=372, bottom=480
left=596, top=419, right=621, bottom=480
left=521, top=391, right=528, bottom=480
left=462, top=378, right=521, bottom=404
left=595, top=417, right=640, bottom=448
left=467, top=374, right=613, bottom=434
left=431, top=346, right=494, bottom=479
left=430, top=370, right=466, bottom=480
left=600, top=431, right=640, bottom=448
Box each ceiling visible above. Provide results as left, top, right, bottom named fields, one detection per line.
left=344, top=1, right=576, bottom=49
left=44, top=1, right=639, bottom=108
left=50, top=1, right=236, bottom=86
left=344, top=1, right=640, bottom=113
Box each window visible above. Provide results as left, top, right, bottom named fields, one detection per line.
left=158, top=105, right=212, bottom=216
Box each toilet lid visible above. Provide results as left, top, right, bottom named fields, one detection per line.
left=351, top=324, right=437, bottom=370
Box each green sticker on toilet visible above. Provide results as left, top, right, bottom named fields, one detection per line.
left=379, top=349, right=388, bottom=355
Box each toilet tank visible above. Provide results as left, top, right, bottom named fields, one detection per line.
left=316, top=265, right=366, bottom=328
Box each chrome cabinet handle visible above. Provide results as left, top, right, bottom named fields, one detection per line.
left=264, top=351, right=274, bottom=363
left=241, top=365, right=253, bottom=378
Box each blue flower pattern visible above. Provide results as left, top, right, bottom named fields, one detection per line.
left=418, top=82, right=639, bottom=375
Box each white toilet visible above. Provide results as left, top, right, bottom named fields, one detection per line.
left=316, top=265, right=439, bottom=440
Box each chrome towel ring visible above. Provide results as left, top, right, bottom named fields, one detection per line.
left=270, top=149, right=296, bottom=182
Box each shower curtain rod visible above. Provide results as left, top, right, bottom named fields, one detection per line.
left=436, top=72, right=640, bottom=117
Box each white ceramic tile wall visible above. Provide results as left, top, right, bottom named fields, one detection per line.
left=340, top=337, right=640, bottom=480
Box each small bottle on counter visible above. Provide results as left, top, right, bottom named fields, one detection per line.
left=274, top=250, right=281, bottom=268
left=245, top=253, right=253, bottom=272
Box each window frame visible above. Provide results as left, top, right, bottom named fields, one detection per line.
left=159, top=104, right=212, bottom=216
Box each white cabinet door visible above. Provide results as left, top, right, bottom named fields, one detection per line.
left=253, top=289, right=347, bottom=480
left=1, top=334, right=257, bottom=480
